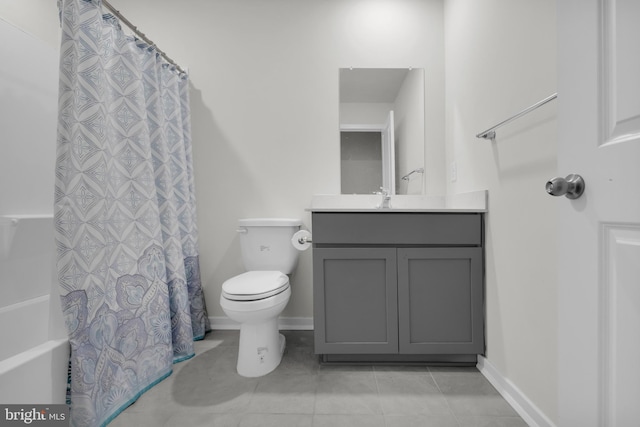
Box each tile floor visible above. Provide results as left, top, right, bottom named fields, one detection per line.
left=110, top=330, right=527, bottom=427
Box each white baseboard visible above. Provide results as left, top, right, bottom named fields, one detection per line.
left=477, top=355, right=556, bottom=427
left=209, top=316, right=313, bottom=331
left=208, top=316, right=239, bottom=330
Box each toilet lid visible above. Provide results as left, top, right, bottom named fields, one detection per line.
left=222, top=271, right=289, bottom=301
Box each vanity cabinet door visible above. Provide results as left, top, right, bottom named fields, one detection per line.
left=397, top=247, right=484, bottom=355
left=313, top=247, right=398, bottom=354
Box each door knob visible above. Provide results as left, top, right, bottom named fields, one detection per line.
left=545, top=174, right=585, bottom=199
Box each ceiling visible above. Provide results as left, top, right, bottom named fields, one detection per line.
left=339, top=68, right=410, bottom=103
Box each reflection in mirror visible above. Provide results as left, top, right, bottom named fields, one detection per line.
left=339, top=68, right=425, bottom=195
left=340, top=131, right=382, bottom=194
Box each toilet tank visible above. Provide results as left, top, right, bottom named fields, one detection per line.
left=238, top=218, right=302, bottom=274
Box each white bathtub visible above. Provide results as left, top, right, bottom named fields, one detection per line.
left=0, top=215, right=69, bottom=404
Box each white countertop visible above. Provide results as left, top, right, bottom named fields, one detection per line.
left=308, top=191, right=487, bottom=213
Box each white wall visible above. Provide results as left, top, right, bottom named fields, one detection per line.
left=0, top=3, right=62, bottom=325
left=2, top=1, right=558, bottom=424
left=0, top=1, right=60, bottom=51
left=445, top=0, right=557, bottom=423
left=0, top=12, right=58, bottom=216
left=0, top=8, right=68, bottom=404
left=340, top=102, right=394, bottom=125
left=395, top=70, right=426, bottom=194
left=1, top=0, right=444, bottom=321
left=109, top=0, right=446, bottom=321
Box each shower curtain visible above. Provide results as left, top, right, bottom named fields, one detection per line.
left=55, top=1, right=209, bottom=425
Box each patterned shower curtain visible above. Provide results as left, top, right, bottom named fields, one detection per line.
left=55, top=0, right=209, bottom=425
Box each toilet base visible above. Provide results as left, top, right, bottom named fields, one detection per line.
left=236, top=318, right=286, bottom=377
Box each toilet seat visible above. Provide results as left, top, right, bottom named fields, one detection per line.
left=222, top=271, right=289, bottom=301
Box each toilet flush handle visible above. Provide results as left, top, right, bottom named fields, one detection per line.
left=236, top=227, right=248, bottom=234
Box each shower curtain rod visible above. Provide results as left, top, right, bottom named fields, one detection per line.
left=102, top=0, right=186, bottom=74
left=476, top=93, right=557, bottom=140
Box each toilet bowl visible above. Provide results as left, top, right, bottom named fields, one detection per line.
left=221, top=271, right=291, bottom=377
left=219, top=218, right=302, bottom=377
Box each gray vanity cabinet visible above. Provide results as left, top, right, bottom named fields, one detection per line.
left=312, top=247, right=398, bottom=354
left=397, top=247, right=483, bottom=355
left=312, top=212, right=484, bottom=362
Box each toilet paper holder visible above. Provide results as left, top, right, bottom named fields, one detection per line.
left=297, top=234, right=312, bottom=244
left=291, top=230, right=313, bottom=251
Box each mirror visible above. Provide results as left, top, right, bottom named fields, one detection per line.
left=339, top=68, right=425, bottom=195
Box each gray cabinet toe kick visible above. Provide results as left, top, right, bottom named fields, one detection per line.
left=312, top=212, right=485, bottom=365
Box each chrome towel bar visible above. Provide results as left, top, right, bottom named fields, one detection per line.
left=476, top=93, right=557, bottom=140
left=401, top=167, right=424, bottom=181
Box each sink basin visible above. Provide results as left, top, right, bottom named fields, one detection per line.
left=309, top=191, right=487, bottom=212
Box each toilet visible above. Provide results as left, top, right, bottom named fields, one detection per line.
left=220, top=218, right=302, bottom=377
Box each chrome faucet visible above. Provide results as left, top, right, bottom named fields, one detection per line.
left=376, top=187, right=392, bottom=209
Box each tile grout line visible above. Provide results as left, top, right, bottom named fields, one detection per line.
left=428, top=367, right=464, bottom=427
left=371, top=366, right=387, bottom=426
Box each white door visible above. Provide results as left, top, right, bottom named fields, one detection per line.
left=382, top=110, right=395, bottom=194
left=558, top=1, right=640, bottom=426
